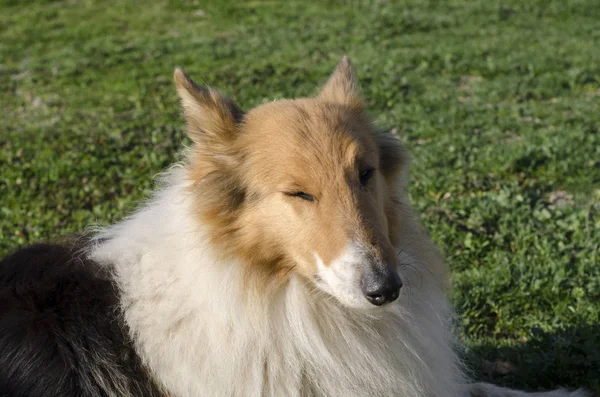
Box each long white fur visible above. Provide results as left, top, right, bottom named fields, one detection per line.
left=89, top=167, right=588, bottom=397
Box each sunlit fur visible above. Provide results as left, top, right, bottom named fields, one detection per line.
left=88, top=58, right=587, bottom=397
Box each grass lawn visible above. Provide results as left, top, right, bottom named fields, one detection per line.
left=1, top=0, right=599, bottom=393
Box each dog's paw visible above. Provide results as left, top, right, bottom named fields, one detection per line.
left=465, top=383, right=593, bottom=397
left=563, top=389, right=594, bottom=397
left=539, top=388, right=594, bottom=397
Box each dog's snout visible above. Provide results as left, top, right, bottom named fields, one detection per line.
left=360, top=267, right=402, bottom=306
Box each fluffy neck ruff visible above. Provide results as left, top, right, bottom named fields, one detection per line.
left=89, top=167, right=464, bottom=397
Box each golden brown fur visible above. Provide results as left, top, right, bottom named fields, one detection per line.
left=176, top=58, right=407, bottom=291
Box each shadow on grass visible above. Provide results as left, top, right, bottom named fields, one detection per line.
left=464, top=324, right=600, bottom=395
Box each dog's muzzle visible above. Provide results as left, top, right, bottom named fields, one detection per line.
left=360, top=266, right=402, bottom=306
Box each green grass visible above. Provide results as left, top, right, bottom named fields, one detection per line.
left=1, top=0, right=599, bottom=393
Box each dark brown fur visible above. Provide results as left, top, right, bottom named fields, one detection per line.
left=0, top=242, right=164, bottom=397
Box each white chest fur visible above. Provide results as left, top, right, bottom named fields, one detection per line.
left=89, top=170, right=464, bottom=397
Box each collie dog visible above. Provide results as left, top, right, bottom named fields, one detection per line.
left=0, top=57, right=588, bottom=397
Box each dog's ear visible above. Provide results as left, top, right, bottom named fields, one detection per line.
left=373, top=131, right=408, bottom=179
left=318, top=56, right=363, bottom=109
left=174, top=68, right=244, bottom=145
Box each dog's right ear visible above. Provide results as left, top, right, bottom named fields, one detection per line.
left=174, top=68, right=244, bottom=146
left=318, top=56, right=363, bottom=109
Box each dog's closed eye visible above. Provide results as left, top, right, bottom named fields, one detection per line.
left=284, top=192, right=315, bottom=202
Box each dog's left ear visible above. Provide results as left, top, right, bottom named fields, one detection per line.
left=174, top=68, right=244, bottom=147
left=318, top=56, right=363, bottom=109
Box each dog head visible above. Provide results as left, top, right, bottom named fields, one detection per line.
left=175, top=57, right=408, bottom=309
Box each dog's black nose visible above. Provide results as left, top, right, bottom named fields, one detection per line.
left=361, top=268, right=402, bottom=306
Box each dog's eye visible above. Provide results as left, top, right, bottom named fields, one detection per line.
left=285, top=192, right=315, bottom=202
left=359, top=168, right=375, bottom=186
